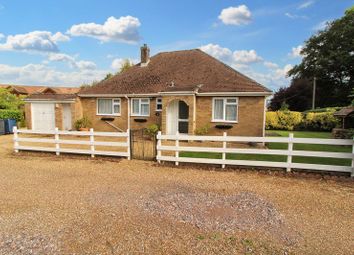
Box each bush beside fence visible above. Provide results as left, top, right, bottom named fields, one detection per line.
left=266, top=110, right=339, bottom=131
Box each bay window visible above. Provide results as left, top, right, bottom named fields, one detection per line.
left=97, top=98, right=121, bottom=115
left=131, top=98, right=150, bottom=116
left=212, top=97, right=238, bottom=122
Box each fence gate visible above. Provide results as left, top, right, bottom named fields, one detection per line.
left=130, top=129, right=156, bottom=160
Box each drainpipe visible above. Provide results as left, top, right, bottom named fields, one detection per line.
left=193, top=92, right=197, bottom=134
left=125, top=95, right=130, bottom=130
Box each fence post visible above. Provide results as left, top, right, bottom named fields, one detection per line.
left=157, top=131, right=162, bottom=163
left=13, top=126, right=19, bottom=153
left=287, top=133, right=294, bottom=172
left=175, top=131, right=179, bottom=166
left=90, top=128, right=95, bottom=158
left=222, top=132, right=227, bottom=168
left=127, top=129, right=131, bottom=160
left=55, top=127, right=60, bottom=156
left=351, top=138, right=354, bottom=177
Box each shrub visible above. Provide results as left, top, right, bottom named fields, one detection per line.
left=0, top=109, right=23, bottom=121
left=303, top=111, right=339, bottom=131
left=74, top=116, right=92, bottom=130
left=265, top=111, right=302, bottom=130
left=145, top=124, right=160, bottom=137
left=195, top=124, right=210, bottom=135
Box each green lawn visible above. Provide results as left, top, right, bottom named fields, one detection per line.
left=180, top=130, right=352, bottom=166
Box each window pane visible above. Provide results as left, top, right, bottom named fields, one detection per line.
left=226, top=98, right=237, bottom=103
left=226, top=104, right=237, bottom=121
left=214, top=99, right=224, bottom=120
left=98, top=99, right=112, bottom=114
left=141, top=98, right=149, bottom=103
left=113, top=104, right=120, bottom=114
left=141, top=104, right=149, bottom=115
left=132, top=99, right=139, bottom=114
left=156, top=104, right=162, bottom=110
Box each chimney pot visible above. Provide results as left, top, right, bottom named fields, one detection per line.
left=140, top=44, right=150, bottom=65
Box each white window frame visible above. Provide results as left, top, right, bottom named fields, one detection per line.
left=212, top=97, right=238, bottom=123
left=131, top=98, right=150, bottom=117
left=96, top=98, right=121, bottom=116
left=156, top=98, right=162, bottom=111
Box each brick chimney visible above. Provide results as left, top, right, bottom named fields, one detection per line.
left=140, top=44, right=150, bottom=66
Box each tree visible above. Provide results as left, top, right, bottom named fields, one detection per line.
left=103, top=73, right=113, bottom=81
left=118, top=59, right=133, bottom=74
left=0, top=88, right=25, bottom=110
left=288, top=7, right=354, bottom=108
left=269, top=78, right=312, bottom=111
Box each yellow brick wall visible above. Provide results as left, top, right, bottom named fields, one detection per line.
left=196, top=96, right=265, bottom=136
left=80, top=97, right=162, bottom=132
left=24, top=103, right=31, bottom=129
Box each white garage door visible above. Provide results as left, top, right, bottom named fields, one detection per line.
left=31, top=103, right=55, bottom=131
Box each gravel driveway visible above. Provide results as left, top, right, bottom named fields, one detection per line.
left=0, top=135, right=353, bottom=254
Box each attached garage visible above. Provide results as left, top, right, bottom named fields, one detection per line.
left=31, top=103, right=55, bottom=131
left=24, top=93, right=80, bottom=131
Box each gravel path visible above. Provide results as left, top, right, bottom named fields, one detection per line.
left=0, top=135, right=353, bottom=254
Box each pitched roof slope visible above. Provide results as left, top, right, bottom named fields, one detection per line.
left=0, top=84, right=80, bottom=95
left=80, top=49, right=271, bottom=95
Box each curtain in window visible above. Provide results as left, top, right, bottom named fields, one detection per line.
left=214, top=99, right=223, bottom=120
left=98, top=99, right=112, bottom=114
left=225, top=104, right=236, bottom=121
left=132, top=99, right=139, bottom=114
left=141, top=103, right=149, bottom=115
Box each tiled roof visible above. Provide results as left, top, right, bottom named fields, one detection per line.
left=80, top=49, right=271, bottom=95
left=334, top=107, right=354, bottom=117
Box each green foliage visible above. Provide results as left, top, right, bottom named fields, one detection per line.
left=304, top=106, right=343, bottom=113
left=303, top=111, right=339, bottom=131
left=195, top=124, right=210, bottom=135
left=119, top=59, right=133, bottom=73
left=80, top=80, right=98, bottom=89
left=266, top=110, right=339, bottom=131
left=288, top=9, right=354, bottom=108
left=103, top=73, right=113, bottom=81
left=0, top=88, right=25, bottom=110
left=0, top=109, right=23, bottom=121
left=279, top=102, right=289, bottom=111
left=265, top=111, right=302, bottom=130
left=145, top=124, right=160, bottom=137
left=74, top=116, right=92, bottom=130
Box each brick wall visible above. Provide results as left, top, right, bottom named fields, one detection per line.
left=196, top=96, right=265, bottom=136
left=80, top=97, right=162, bottom=132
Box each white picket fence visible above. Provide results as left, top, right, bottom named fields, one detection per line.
left=13, top=127, right=131, bottom=159
left=156, top=131, right=354, bottom=176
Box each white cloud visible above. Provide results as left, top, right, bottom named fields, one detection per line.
left=218, top=5, right=252, bottom=26
left=200, top=43, right=292, bottom=90
left=313, top=20, right=330, bottom=31
left=285, top=12, right=308, bottom=19
left=0, top=63, right=108, bottom=86
left=298, top=0, right=315, bottom=9
left=289, top=45, right=303, bottom=58
left=111, top=58, right=137, bottom=70
left=68, top=16, right=141, bottom=43
left=48, top=53, right=96, bottom=70
left=233, top=50, right=262, bottom=64
left=200, top=44, right=262, bottom=64
left=0, top=33, right=4, bottom=40
left=264, top=61, right=278, bottom=69
left=0, top=31, right=69, bottom=53
left=199, top=44, right=232, bottom=62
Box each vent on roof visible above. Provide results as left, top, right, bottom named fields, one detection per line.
left=168, top=81, right=175, bottom=87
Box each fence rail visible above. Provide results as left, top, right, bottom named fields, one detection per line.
left=156, top=131, right=354, bottom=176
left=13, top=127, right=131, bottom=159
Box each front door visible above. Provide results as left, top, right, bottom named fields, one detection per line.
left=167, top=100, right=189, bottom=134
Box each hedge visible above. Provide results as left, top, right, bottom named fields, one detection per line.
left=266, top=110, right=339, bottom=131
left=0, top=109, right=23, bottom=122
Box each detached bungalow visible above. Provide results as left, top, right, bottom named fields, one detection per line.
left=25, top=45, right=272, bottom=136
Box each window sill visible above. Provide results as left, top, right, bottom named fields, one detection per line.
left=211, top=120, right=238, bottom=124
left=131, top=115, right=150, bottom=117
left=96, top=114, right=121, bottom=117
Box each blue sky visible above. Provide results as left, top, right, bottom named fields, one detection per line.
left=0, top=0, right=352, bottom=90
